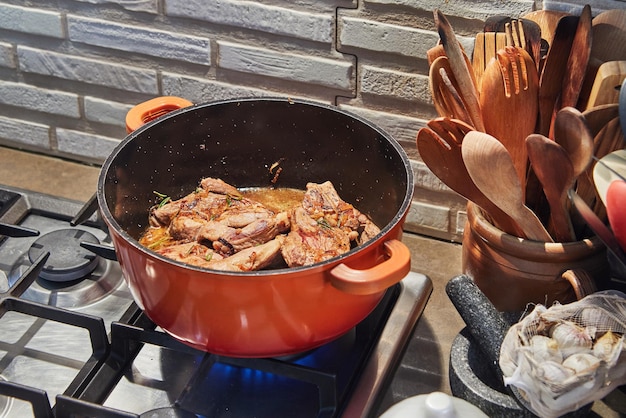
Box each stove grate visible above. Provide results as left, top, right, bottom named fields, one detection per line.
left=0, top=251, right=111, bottom=417
left=59, top=286, right=398, bottom=418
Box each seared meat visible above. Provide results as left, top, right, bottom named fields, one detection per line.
left=281, top=181, right=380, bottom=267
left=281, top=206, right=351, bottom=267
left=302, top=181, right=361, bottom=235
left=141, top=178, right=380, bottom=271
left=150, top=178, right=290, bottom=256
left=301, top=181, right=380, bottom=244
left=208, top=211, right=290, bottom=255
left=150, top=178, right=245, bottom=228
left=156, top=239, right=282, bottom=272
left=200, top=177, right=241, bottom=196
left=207, top=237, right=284, bottom=272
left=359, top=217, right=381, bottom=243
left=155, top=242, right=224, bottom=269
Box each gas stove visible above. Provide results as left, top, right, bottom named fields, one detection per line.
left=0, top=185, right=432, bottom=418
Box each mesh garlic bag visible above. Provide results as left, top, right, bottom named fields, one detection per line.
left=499, top=290, right=626, bottom=418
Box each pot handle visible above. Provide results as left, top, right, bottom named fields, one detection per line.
left=330, top=239, right=411, bottom=295
left=125, top=96, right=193, bottom=133
left=561, top=269, right=597, bottom=300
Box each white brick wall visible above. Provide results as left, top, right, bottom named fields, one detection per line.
left=0, top=0, right=621, bottom=241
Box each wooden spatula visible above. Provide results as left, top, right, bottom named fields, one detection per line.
left=556, top=5, right=592, bottom=114
left=472, top=32, right=507, bottom=86
left=537, top=15, right=578, bottom=137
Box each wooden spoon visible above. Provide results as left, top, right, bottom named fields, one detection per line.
left=591, top=9, right=626, bottom=64
left=462, top=131, right=554, bottom=242
left=549, top=106, right=595, bottom=241
left=417, top=118, right=525, bottom=237
left=427, top=43, right=445, bottom=65
left=429, top=56, right=472, bottom=124
left=434, top=9, right=484, bottom=132
left=554, top=107, right=594, bottom=180
left=526, top=134, right=576, bottom=242
left=479, top=46, right=539, bottom=191
left=582, top=103, right=619, bottom=137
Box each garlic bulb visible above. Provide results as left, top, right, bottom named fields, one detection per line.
left=530, top=335, right=563, bottom=363
left=562, top=352, right=601, bottom=375
left=550, top=321, right=593, bottom=357
left=535, top=360, right=575, bottom=389
left=593, top=331, right=624, bottom=364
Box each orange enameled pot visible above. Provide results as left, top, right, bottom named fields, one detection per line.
left=98, top=97, right=414, bottom=357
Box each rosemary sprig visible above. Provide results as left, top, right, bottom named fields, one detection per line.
left=153, top=191, right=171, bottom=208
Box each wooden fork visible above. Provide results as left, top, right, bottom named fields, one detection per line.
left=505, top=19, right=542, bottom=69
left=479, top=46, right=539, bottom=192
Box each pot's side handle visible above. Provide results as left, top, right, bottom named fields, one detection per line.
left=330, top=240, right=411, bottom=295
left=561, top=269, right=597, bottom=300
left=125, top=96, right=193, bottom=133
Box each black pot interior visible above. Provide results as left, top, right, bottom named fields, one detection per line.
left=100, top=98, right=412, bottom=240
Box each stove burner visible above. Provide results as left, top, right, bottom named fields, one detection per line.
left=28, top=229, right=100, bottom=282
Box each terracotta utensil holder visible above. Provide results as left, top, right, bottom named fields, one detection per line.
left=462, top=202, right=609, bottom=311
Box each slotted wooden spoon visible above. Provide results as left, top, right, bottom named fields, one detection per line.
left=429, top=56, right=472, bottom=124
left=505, top=19, right=542, bottom=69
left=526, top=134, right=576, bottom=242
left=462, top=131, right=554, bottom=242
left=472, top=31, right=507, bottom=86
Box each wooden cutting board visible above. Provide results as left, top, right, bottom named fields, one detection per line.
left=586, top=61, right=626, bottom=109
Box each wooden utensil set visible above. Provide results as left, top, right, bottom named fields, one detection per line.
left=419, top=8, right=626, bottom=243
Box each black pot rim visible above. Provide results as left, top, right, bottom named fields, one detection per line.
left=97, top=96, right=414, bottom=276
